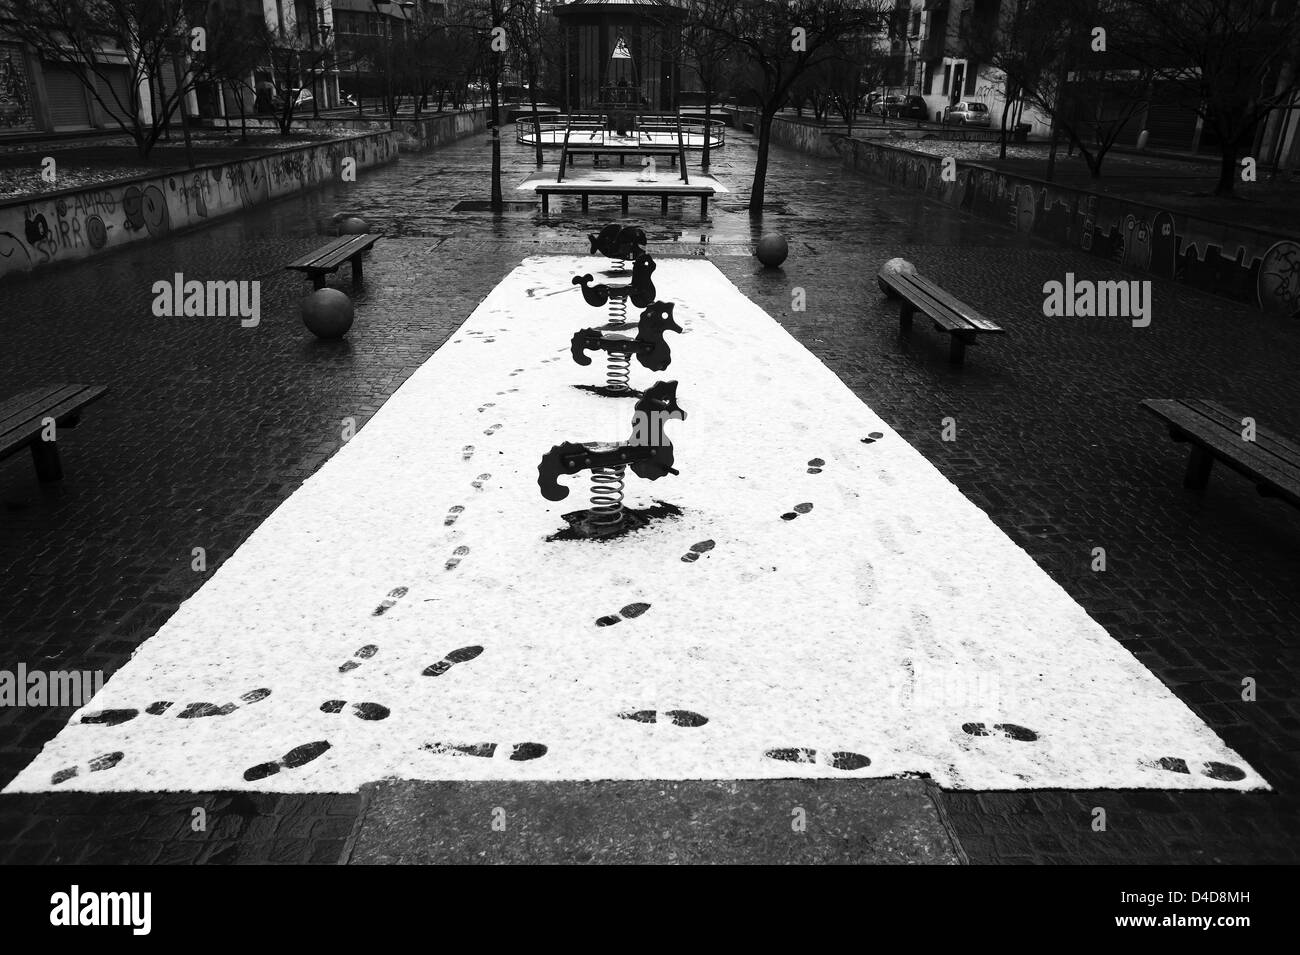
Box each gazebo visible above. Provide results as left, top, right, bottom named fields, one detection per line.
left=552, top=0, right=687, bottom=114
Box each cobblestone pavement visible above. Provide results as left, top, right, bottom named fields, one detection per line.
left=1, top=123, right=1297, bottom=864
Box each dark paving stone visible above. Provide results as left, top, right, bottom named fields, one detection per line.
left=348, top=779, right=959, bottom=864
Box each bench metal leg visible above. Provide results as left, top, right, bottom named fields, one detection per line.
left=948, top=335, right=968, bottom=366
left=701, top=196, right=708, bottom=217
left=899, top=303, right=914, bottom=336
left=619, top=155, right=625, bottom=167
left=621, top=194, right=629, bottom=214
left=351, top=256, right=363, bottom=286
left=661, top=194, right=668, bottom=215
left=581, top=194, right=589, bottom=213
left=542, top=194, right=549, bottom=217
left=1183, top=445, right=1215, bottom=492
left=30, top=439, right=62, bottom=483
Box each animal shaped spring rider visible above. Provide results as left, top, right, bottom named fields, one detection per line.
left=572, top=250, right=657, bottom=332
left=571, top=301, right=682, bottom=395
left=537, top=381, right=687, bottom=538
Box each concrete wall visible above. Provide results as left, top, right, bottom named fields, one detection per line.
left=0, top=131, right=398, bottom=281
left=831, top=137, right=1300, bottom=318
left=206, top=108, right=490, bottom=153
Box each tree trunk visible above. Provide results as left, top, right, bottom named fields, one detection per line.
left=489, top=67, right=502, bottom=209
left=702, top=86, right=713, bottom=172
left=749, top=109, right=775, bottom=216
left=530, top=66, right=542, bottom=167
left=999, top=78, right=1013, bottom=161
left=1215, top=140, right=1239, bottom=197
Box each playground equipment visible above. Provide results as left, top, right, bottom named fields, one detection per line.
left=537, top=381, right=687, bottom=538
left=571, top=301, right=682, bottom=393
left=590, top=224, right=647, bottom=271
left=573, top=223, right=655, bottom=330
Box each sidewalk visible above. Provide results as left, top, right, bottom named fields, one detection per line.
left=1, top=124, right=1297, bottom=864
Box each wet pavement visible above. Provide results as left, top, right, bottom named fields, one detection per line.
left=1, top=122, right=1298, bottom=864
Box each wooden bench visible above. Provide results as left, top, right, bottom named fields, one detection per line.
left=536, top=183, right=714, bottom=218
left=0, top=384, right=108, bottom=483
left=286, top=234, right=379, bottom=289
left=878, top=267, right=1003, bottom=366
left=1142, top=398, right=1300, bottom=508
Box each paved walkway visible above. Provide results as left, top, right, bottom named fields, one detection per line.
left=1, top=124, right=1298, bottom=863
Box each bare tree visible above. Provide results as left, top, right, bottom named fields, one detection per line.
left=1133, top=0, right=1300, bottom=196
left=261, top=17, right=334, bottom=134
left=695, top=0, right=890, bottom=215
left=0, top=0, right=207, bottom=158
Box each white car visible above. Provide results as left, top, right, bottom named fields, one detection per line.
left=944, top=101, right=992, bottom=127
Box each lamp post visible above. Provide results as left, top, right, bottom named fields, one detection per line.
left=314, top=11, right=332, bottom=118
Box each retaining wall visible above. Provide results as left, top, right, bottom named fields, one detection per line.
left=0, top=131, right=398, bottom=281
left=830, top=137, right=1300, bottom=318
left=206, top=107, right=490, bottom=153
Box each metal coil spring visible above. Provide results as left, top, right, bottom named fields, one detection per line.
left=605, top=350, right=631, bottom=393
left=589, top=466, right=626, bottom=528
left=609, top=256, right=627, bottom=274
left=607, top=292, right=628, bottom=328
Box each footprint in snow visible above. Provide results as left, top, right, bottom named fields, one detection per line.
left=80, top=688, right=271, bottom=725
left=51, top=751, right=124, bottom=786
left=962, top=722, right=1039, bottom=742
left=320, top=700, right=390, bottom=720
left=244, top=741, right=331, bottom=781
left=1143, top=756, right=1246, bottom=781
left=423, top=645, right=483, bottom=676
left=618, top=710, right=708, bottom=727
left=339, top=645, right=378, bottom=673
left=780, top=503, right=814, bottom=521
left=764, top=748, right=871, bottom=771
left=596, top=602, right=650, bottom=627
left=680, top=540, right=715, bottom=563
left=372, top=586, right=408, bottom=616
left=422, top=741, right=547, bottom=761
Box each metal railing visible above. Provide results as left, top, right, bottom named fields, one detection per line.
left=517, top=113, right=726, bottom=150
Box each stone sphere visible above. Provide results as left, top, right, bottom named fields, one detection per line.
left=755, top=233, right=789, bottom=268
left=338, top=216, right=370, bottom=235
left=878, top=257, right=917, bottom=298
left=301, top=288, right=355, bottom=339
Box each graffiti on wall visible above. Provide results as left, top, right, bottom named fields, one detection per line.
left=0, top=134, right=398, bottom=279
left=0, top=43, right=36, bottom=131
left=840, top=138, right=1300, bottom=318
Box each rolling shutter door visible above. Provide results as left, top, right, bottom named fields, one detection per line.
left=100, top=65, right=134, bottom=124
left=43, top=65, right=92, bottom=129
left=1144, top=103, right=1197, bottom=150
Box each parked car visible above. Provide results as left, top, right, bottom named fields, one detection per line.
left=884, top=94, right=929, bottom=120
left=943, top=100, right=992, bottom=127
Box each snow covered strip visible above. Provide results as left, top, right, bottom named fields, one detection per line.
left=4, top=257, right=1267, bottom=793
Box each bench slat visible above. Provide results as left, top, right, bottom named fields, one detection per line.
left=0, top=385, right=87, bottom=434
left=909, top=274, right=1003, bottom=332
left=1186, top=399, right=1300, bottom=470
left=287, top=235, right=377, bottom=272
left=1143, top=400, right=1300, bottom=475
left=0, top=385, right=108, bottom=457
left=895, top=274, right=999, bottom=335
left=286, top=236, right=354, bottom=270
left=1142, top=399, right=1300, bottom=502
